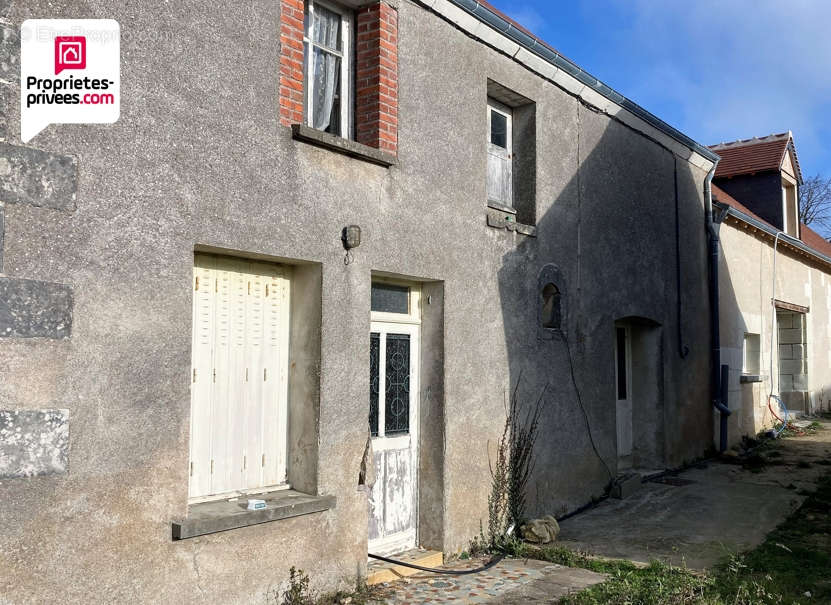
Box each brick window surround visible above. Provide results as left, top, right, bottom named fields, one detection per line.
left=279, top=0, right=399, bottom=156
left=279, top=0, right=305, bottom=126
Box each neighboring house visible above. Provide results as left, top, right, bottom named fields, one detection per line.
left=0, top=1, right=720, bottom=602
left=710, top=132, right=831, bottom=444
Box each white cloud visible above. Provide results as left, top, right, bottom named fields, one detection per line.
left=503, top=5, right=545, bottom=34
left=612, top=0, right=831, bottom=174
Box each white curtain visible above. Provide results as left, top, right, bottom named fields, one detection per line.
left=311, top=6, right=341, bottom=131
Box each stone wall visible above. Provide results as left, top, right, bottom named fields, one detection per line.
left=778, top=309, right=809, bottom=411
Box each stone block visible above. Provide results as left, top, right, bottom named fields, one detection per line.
left=779, top=359, right=805, bottom=375
left=0, top=277, right=73, bottom=338
left=520, top=516, right=560, bottom=544
left=0, top=409, right=69, bottom=478
left=779, top=375, right=794, bottom=391
left=778, top=328, right=804, bottom=345
left=793, top=374, right=808, bottom=391
left=0, top=143, right=78, bottom=210
left=792, top=344, right=805, bottom=359
left=0, top=25, right=18, bottom=84
left=780, top=391, right=808, bottom=413
left=611, top=473, right=643, bottom=499
left=778, top=345, right=793, bottom=360
left=777, top=313, right=793, bottom=329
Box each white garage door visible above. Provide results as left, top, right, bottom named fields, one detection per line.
left=189, top=253, right=291, bottom=501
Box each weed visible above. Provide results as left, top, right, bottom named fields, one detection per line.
left=268, top=569, right=381, bottom=605
left=477, top=378, right=547, bottom=552
left=284, top=568, right=313, bottom=605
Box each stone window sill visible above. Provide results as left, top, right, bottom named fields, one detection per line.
left=740, top=374, right=763, bottom=383
left=291, top=124, right=397, bottom=167
left=172, top=489, right=336, bottom=540
left=486, top=206, right=536, bottom=237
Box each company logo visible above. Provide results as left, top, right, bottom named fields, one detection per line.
left=21, top=20, right=120, bottom=142
left=54, top=36, right=86, bottom=74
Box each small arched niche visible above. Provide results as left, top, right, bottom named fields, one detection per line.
left=538, top=264, right=566, bottom=338
left=541, top=283, right=561, bottom=329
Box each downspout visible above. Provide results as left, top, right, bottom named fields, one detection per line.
left=705, top=160, right=731, bottom=452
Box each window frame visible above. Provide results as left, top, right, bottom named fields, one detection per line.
left=487, top=97, right=514, bottom=208
left=188, top=254, right=293, bottom=505
left=303, top=0, right=353, bottom=140
left=370, top=278, right=422, bottom=325
left=742, top=332, right=761, bottom=375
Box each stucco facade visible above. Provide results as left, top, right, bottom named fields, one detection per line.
left=717, top=208, right=831, bottom=443
left=0, top=0, right=717, bottom=602
left=711, top=133, right=831, bottom=446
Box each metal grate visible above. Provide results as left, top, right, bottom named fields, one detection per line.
left=369, top=333, right=380, bottom=436
left=384, top=333, right=411, bottom=435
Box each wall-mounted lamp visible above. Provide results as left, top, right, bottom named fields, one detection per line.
left=342, top=225, right=361, bottom=265
left=342, top=225, right=361, bottom=249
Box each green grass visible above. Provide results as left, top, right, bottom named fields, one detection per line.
left=513, top=472, right=831, bottom=604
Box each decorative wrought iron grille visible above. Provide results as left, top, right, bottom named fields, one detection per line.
left=385, top=333, right=410, bottom=435
left=369, top=332, right=380, bottom=436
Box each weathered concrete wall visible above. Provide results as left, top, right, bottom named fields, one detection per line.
left=0, top=0, right=712, bottom=601
left=718, top=221, right=831, bottom=442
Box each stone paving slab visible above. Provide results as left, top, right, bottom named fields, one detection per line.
left=558, top=421, right=831, bottom=570
left=373, top=558, right=606, bottom=603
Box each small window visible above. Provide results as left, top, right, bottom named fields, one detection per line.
left=371, top=283, right=410, bottom=314
left=541, top=283, right=561, bottom=329
left=743, top=333, right=760, bottom=375
left=490, top=110, right=508, bottom=149
left=304, top=0, right=352, bottom=138
left=487, top=98, right=513, bottom=207
left=782, top=181, right=799, bottom=238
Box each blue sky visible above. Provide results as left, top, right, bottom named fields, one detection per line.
left=487, top=0, right=831, bottom=178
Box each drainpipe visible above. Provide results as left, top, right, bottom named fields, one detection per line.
left=705, top=160, right=731, bottom=452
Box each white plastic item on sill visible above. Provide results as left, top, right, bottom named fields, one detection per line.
left=247, top=499, right=266, bottom=511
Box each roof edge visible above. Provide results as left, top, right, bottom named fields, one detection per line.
left=445, top=0, right=720, bottom=164
left=717, top=202, right=831, bottom=269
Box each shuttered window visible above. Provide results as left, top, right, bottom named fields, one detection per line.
left=487, top=98, right=513, bottom=207
left=189, top=254, right=291, bottom=500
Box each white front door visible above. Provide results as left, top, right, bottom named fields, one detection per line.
left=368, top=282, right=420, bottom=555
left=614, top=324, right=633, bottom=470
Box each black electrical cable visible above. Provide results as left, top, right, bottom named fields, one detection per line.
left=561, top=333, right=615, bottom=483
left=367, top=552, right=505, bottom=575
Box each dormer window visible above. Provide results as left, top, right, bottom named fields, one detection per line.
left=782, top=177, right=799, bottom=238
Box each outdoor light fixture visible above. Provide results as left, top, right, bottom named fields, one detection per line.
left=342, top=225, right=361, bottom=250
left=342, top=225, right=361, bottom=265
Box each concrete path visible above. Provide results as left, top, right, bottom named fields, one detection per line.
left=372, top=558, right=605, bottom=603
left=558, top=419, right=831, bottom=570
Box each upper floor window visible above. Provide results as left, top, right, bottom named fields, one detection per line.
left=304, top=0, right=352, bottom=138
left=782, top=179, right=799, bottom=238
left=484, top=81, right=537, bottom=227
left=487, top=98, right=513, bottom=208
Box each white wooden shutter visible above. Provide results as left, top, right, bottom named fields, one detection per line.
left=190, top=254, right=216, bottom=499
left=243, top=264, right=267, bottom=489
left=189, top=254, right=291, bottom=500
left=262, top=265, right=290, bottom=486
